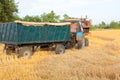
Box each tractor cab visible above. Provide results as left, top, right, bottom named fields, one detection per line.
left=66, top=18, right=91, bottom=35
left=65, top=18, right=91, bottom=48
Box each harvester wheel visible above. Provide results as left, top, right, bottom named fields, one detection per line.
left=18, top=46, right=33, bottom=58
left=55, top=44, right=65, bottom=54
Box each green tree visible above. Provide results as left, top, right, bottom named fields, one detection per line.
left=91, top=21, right=120, bottom=30
left=59, top=14, right=71, bottom=22
left=63, top=14, right=71, bottom=20
left=63, top=14, right=70, bottom=20
left=22, top=15, right=41, bottom=22
left=0, top=0, right=18, bottom=22
left=109, top=21, right=120, bottom=29
left=99, top=21, right=106, bottom=29
left=40, top=10, right=60, bottom=22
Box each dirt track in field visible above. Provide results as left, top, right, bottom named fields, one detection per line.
left=0, top=30, right=120, bottom=80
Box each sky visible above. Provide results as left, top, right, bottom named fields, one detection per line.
left=15, top=0, right=120, bottom=24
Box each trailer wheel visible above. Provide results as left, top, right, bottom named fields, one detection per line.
left=3, top=45, right=15, bottom=55
left=18, top=46, right=33, bottom=58
left=85, top=38, right=89, bottom=46
left=4, top=48, right=12, bottom=55
left=55, top=44, right=65, bottom=54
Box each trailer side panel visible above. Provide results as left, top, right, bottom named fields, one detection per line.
left=17, top=24, right=70, bottom=44
left=0, top=23, right=18, bottom=44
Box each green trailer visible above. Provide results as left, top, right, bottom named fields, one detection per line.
left=0, top=22, right=70, bottom=44
left=0, top=20, right=89, bottom=57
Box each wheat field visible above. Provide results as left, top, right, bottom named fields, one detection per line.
left=0, top=29, right=120, bottom=80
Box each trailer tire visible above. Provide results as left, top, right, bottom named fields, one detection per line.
left=55, top=44, right=65, bottom=54
left=4, top=45, right=14, bottom=55
left=85, top=38, right=89, bottom=46
left=18, top=46, right=33, bottom=58
left=4, top=48, right=12, bottom=55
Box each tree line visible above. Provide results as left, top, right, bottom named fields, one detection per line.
left=19, top=11, right=71, bottom=22
left=91, top=21, right=120, bottom=30
left=0, top=0, right=71, bottom=23
left=0, top=0, right=120, bottom=29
